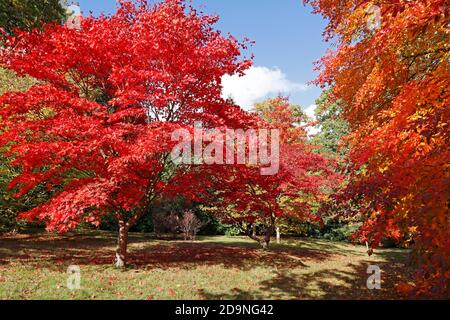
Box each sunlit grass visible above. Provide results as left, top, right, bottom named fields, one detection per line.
left=0, top=231, right=411, bottom=300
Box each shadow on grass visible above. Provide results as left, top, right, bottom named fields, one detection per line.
left=0, top=231, right=336, bottom=271
left=200, top=253, right=412, bottom=300
left=0, top=231, right=414, bottom=299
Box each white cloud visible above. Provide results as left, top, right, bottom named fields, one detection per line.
left=304, top=104, right=317, bottom=120
left=304, top=104, right=321, bottom=136
left=221, top=66, right=309, bottom=110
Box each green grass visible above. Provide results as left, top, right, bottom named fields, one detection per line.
left=0, top=230, right=413, bottom=300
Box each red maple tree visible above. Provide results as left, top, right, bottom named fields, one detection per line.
left=0, top=0, right=254, bottom=267
left=208, top=98, right=341, bottom=248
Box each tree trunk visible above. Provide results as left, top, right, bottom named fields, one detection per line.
left=247, top=224, right=263, bottom=247
left=262, top=224, right=274, bottom=250
left=115, top=223, right=129, bottom=269
left=246, top=219, right=275, bottom=250
left=114, top=204, right=151, bottom=268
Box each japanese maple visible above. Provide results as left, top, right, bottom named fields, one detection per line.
left=0, top=0, right=253, bottom=267
left=305, top=0, right=449, bottom=296
left=207, top=98, right=341, bottom=248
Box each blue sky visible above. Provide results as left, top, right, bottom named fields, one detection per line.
left=76, top=0, right=330, bottom=114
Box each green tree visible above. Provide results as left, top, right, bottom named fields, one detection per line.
left=308, top=90, right=364, bottom=241
left=310, top=90, right=349, bottom=158
left=0, top=57, right=38, bottom=234
left=0, top=0, right=66, bottom=35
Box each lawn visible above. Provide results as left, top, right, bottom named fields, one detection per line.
left=0, top=231, right=412, bottom=300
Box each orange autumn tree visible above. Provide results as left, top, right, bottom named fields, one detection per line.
left=304, top=0, right=449, bottom=297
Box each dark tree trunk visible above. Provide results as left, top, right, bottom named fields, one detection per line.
left=246, top=219, right=275, bottom=250
left=247, top=227, right=263, bottom=247
left=261, top=224, right=274, bottom=250
left=115, top=222, right=129, bottom=269
left=114, top=204, right=151, bottom=268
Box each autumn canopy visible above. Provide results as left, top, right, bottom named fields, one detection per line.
left=305, top=0, right=449, bottom=296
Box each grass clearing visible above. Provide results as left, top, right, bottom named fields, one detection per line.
left=0, top=230, right=412, bottom=300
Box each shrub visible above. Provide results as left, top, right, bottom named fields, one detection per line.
left=178, top=210, right=203, bottom=240
left=0, top=210, right=27, bottom=234
left=152, top=211, right=180, bottom=238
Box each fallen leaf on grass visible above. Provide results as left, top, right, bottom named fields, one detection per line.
left=168, top=288, right=177, bottom=297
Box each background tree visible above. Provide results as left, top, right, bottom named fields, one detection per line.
left=305, top=0, right=449, bottom=297
left=0, top=0, right=253, bottom=267
left=0, top=0, right=66, bottom=35
left=307, top=90, right=364, bottom=242
left=0, top=68, right=38, bottom=233
left=310, top=90, right=349, bottom=158
left=0, top=0, right=66, bottom=234
left=208, top=98, right=341, bottom=249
